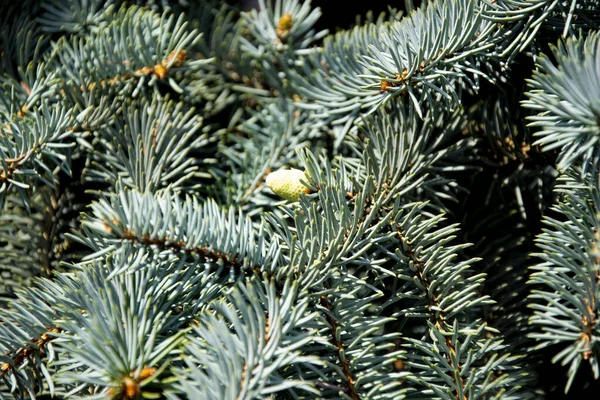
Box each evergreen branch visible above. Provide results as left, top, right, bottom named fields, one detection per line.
left=267, top=143, right=470, bottom=398
left=220, top=0, right=329, bottom=101
left=309, top=281, right=409, bottom=399
left=0, top=147, right=93, bottom=304
left=1, top=247, right=220, bottom=398
left=216, top=100, right=322, bottom=211
left=70, top=189, right=283, bottom=276
left=1, top=0, right=599, bottom=396
left=271, top=104, right=472, bottom=289
left=290, top=0, right=499, bottom=124
left=381, top=202, right=532, bottom=398
left=47, top=252, right=212, bottom=398
left=82, top=93, right=211, bottom=192
left=0, top=62, right=63, bottom=125
left=484, top=1, right=599, bottom=55
left=319, top=296, right=360, bottom=400
left=192, top=1, right=241, bottom=71
left=0, top=196, right=46, bottom=284
left=523, top=31, right=600, bottom=177
left=263, top=153, right=418, bottom=399
left=288, top=14, right=388, bottom=127
left=0, top=102, right=78, bottom=212
left=0, top=8, right=48, bottom=84
left=37, top=0, right=112, bottom=33
left=47, top=4, right=208, bottom=101
left=174, top=278, right=323, bottom=399
left=241, top=0, right=326, bottom=56
left=261, top=107, right=484, bottom=396
left=529, top=165, right=600, bottom=392
left=0, top=190, right=59, bottom=299
left=186, top=1, right=259, bottom=109
left=0, top=287, right=59, bottom=398
left=0, top=327, right=61, bottom=380
left=391, top=203, right=489, bottom=325
left=483, top=0, right=562, bottom=59
left=354, top=104, right=474, bottom=211
left=403, top=321, right=528, bottom=399
left=457, top=165, right=551, bottom=396
left=277, top=150, right=399, bottom=290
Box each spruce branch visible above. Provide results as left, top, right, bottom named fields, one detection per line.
left=1, top=247, right=221, bottom=399
left=47, top=4, right=208, bottom=102
left=187, top=1, right=259, bottom=110
left=0, top=103, right=78, bottom=212
left=523, top=31, right=600, bottom=177
left=216, top=100, right=323, bottom=212
left=388, top=203, right=533, bottom=399
left=71, top=189, right=283, bottom=277
left=37, top=0, right=113, bottom=34
left=0, top=189, right=63, bottom=298
left=529, top=165, right=600, bottom=392
left=0, top=7, right=48, bottom=84
left=291, top=0, right=500, bottom=124
left=49, top=254, right=210, bottom=398
left=0, top=287, right=59, bottom=398
left=308, top=276, right=408, bottom=400
left=459, top=176, right=546, bottom=396
left=484, top=1, right=600, bottom=57
left=1, top=0, right=600, bottom=397
left=82, top=93, right=210, bottom=193
left=240, top=0, right=327, bottom=56
left=173, top=277, right=323, bottom=399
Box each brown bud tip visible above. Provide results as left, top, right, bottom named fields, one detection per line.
left=279, top=13, right=293, bottom=31
left=153, top=64, right=168, bottom=79
left=277, top=13, right=293, bottom=37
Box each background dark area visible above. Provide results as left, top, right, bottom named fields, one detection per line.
left=312, top=0, right=413, bottom=32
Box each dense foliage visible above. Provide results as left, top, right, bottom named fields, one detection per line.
left=1, top=0, right=599, bottom=398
